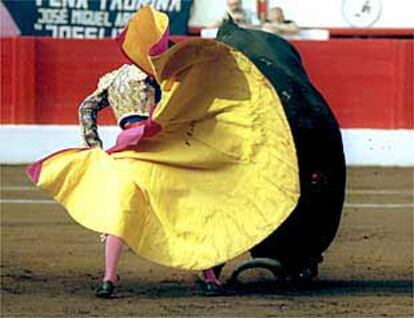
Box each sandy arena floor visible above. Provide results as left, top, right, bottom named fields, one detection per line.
left=1, top=165, right=413, bottom=317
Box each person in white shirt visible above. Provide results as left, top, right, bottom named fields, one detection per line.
left=262, top=6, right=299, bottom=35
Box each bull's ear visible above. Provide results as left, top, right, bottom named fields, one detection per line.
left=216, top=14, right=239, bottom=40
left=168, top=40, right=176, bottom=48
left=226, top=13, right=235, bottom=22
left=224, top=13, right=238, bottom=27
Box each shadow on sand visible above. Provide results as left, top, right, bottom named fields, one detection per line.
left=111, top=279, right=413, bottom=299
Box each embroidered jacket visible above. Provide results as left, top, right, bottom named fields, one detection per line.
left=79, top=64, right=156, bottom=148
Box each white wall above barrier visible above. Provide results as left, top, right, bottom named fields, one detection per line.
left=189, top=0, right=414, bottom=28
left=266, top=0, right=414, bottom=28
left=1, top=126, right=413, bottom=166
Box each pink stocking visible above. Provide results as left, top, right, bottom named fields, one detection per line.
left=202, top=268, right=221, bottom=285
left=103, top=234, right=124, bottom=283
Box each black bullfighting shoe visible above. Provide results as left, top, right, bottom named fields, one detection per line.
left=95, top=281, right=115, bottom=299
left=193, top=276, right=228, bottom=296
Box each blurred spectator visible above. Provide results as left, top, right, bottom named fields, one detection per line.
left=211, top=0, right=258, bottom=27
left=227, top=0, right=252, bottom=25
left=262, top=7, right=299, bottom=35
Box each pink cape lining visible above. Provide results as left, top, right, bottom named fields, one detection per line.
left=107, top=119, right=161, bottom=153
left=148, top=28, right=170, bottom=56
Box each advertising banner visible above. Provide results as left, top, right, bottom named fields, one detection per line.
left=2, top=0, right=193, bottom=37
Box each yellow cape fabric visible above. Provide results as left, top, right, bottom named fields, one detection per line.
left=120, top=6, right=169, bottom=76
left=34, top=8, right=300, bottom=270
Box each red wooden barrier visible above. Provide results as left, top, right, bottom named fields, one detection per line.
left=1, top=37, right=36, bottom=124
left=1, top=36, right=413, bottom=129
left=294, top=39, right=413, bottom=129
left=35, top=37, right=124, bottom=124
left=328, top=28, right=414, bottom=38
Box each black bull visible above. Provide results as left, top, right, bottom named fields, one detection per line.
left=216, top=20, right=346, bottom=266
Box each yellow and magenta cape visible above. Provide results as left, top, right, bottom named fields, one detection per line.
left=27, top=6, right=299, bottom=271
